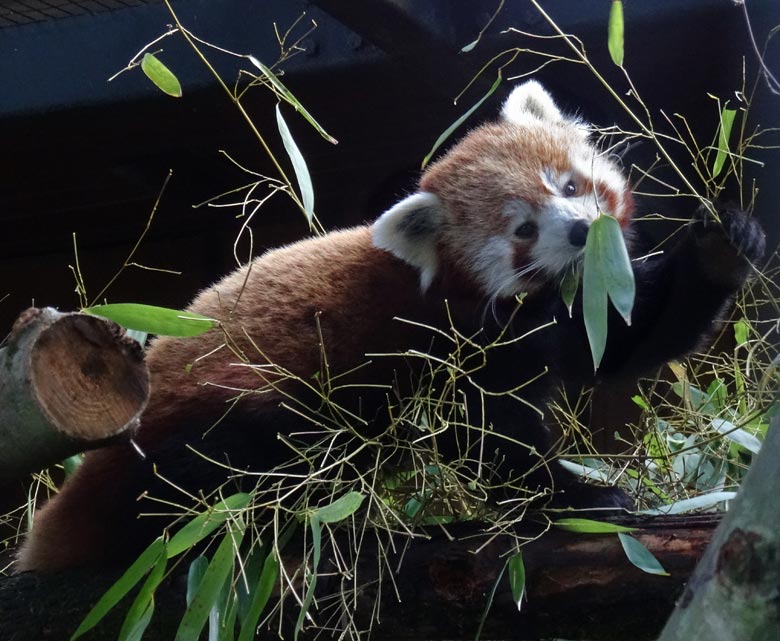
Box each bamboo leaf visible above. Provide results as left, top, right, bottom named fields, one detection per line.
left=167, top=493, right=252, bottom=559
left=608, top=1, right=625, bottom=66
left=276, top=104, right=315, bottom=224
left=507, top=552, right=526, bottom=612
left=118, top=550, right=168, bottom=641
left=554, top=518, right=637, bottom=534
left=174, top=522, right=247, bottom=641
left=558, top=459, right=609, bottom=483
left=187, top=556, right=209, bottom=606
left=84, top=303, right=217, bottom=337
left=295, top=517, right=321, bottom=641
left=618, top=533, right=669, bottom=576
left=249, top=58, right=337, bottom=144
left=712, top=107, right=737, bottom=178
left=582, top=214, right=635, bottom=370
left=71, top=537, right=166, bottom=640
left=711, top=418, right=762, bottom=454
left=641, top=491, right=737, bottom=515
left=582, top=222, right=609, bottom=370
left=238, top=551, right=279, bottom=641
left=560, top=266, right=580, bottom=318
left=422, top=72, right=502, bottom=169
left=312, top=491, right=365, bottom=524
left=599, top=216, right=635, bottom=324
left=141, top=53, right=182, bottom=98
left=734, top=318, right=750, bottom=346
left=62, top=453, right=84, bottom=477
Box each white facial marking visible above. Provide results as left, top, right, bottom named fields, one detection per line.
left=469, top=236, right=516, bottom=298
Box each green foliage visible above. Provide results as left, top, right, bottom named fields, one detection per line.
left=175, top=521, right=247, bottom=641
left=553, top=518, right=636, bottom=534
left=141, top=52, right=182, bottom=98
left=607, top=1, right=625, bottom=66
left=618, top=533, right=669, bottom=576
left=712, top=106, right=738, bottom=179
left=581, top=214, right=635, bottom=370
left=71, top=494, right=253, bottom=641
left=249, top=59, right=337, bottom=144
left=295, top=493, right=365, bottom=641
left=507, top=552, right=526, bottom=611
left=84, top=303, right=217, bottom=337
left=71, top=537, right=167, bottom=640
left=276, top=103, right=315, bottom=225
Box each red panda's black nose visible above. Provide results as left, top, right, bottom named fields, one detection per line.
left=568, top=220, right=589, bottom=248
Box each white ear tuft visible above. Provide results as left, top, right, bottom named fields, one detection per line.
left=371, top=192, right=442, bottom=291
left=501, top=80, right=564, bottom=125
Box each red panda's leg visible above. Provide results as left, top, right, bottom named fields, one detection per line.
left=16, top=445, right=149, bottom=572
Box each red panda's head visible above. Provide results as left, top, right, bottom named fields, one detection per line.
left=372, top=81, right=634, bottom=298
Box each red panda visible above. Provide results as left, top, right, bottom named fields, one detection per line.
left=17, top=81, right=764, bottom=572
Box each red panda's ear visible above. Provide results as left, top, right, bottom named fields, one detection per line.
left=501, top=80, right=564, bottom=126
left=371, top=192, right=442, bottom=291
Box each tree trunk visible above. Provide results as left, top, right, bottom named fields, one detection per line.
left=656, top=412, right=780, bottom=641
left=0, top=515, right=717, bottom=641
left=0, top=307, right=149, bottom=481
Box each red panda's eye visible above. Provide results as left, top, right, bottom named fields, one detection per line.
left=564, top=179, right=577, bottom=197
left=514, top=221, right=538, bottom=239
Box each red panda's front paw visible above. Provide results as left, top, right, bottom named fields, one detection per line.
left=693, top=205, right=765, bottom=288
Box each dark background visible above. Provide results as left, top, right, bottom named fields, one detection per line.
left=2, top=0, right=779, bottom=335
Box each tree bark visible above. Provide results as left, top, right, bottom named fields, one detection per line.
left=0, top=515, right=718, bottom=641
left=656, top=412, right=780, bottom=641
left=0, top=307, right=149, bottom=481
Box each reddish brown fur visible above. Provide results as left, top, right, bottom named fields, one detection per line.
left=18, top=228, right=437, bottom=570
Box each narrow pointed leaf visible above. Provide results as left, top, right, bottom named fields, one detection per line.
left=238, top=552, right=279, bottom=641
left=640, top=491, right=737, bottom=515
left=312, top=491, right=365, bottom=523
left=250, top=58, right=337, bottom=144
left=582, top=214, right=635, bottom=370
left=711, top=418, right=762, bottom=454
left=295, top=517, right=321, bottom=641
left=582, top=223, right=609, bottom=370
left=119, top=550, right=168, bottom=641
left=71, top=537, right=166, bottom=640
left=558, top=459, right=609, bottom=482
left=554, top=518, right=637, bottom=534
left=599, top=215, right=635, bottom=324
left=608, top=1, right=625, bottom=66
left=167, top=493, right=252, bottom=558
left=84, top=303, right=217, bottom=337
left=507, top=552, right=526, bottom=611
left=734, top=318, right=750, bottom=346
left=187, top=556, right=209, bottom=606
left=174, top=522, right=247, bottom=641
left=276, top=104, right=315, bottom=223
left=122, top=602, right=156, bottom=641
left=560, top=266, right=580, bottom=317
left=141, top=53, right=182, bottom=98
left=422, top=72, right=502, bottom=168
left=618, top=533, right=669, bottom=575
left=712, top=107, right=737, bottom=178
left=293, top=495, right=361, bottom=639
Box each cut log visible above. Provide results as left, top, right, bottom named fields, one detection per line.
left=0, top=307, right=149, bottom=481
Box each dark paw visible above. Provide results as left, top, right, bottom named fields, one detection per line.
left=693, top=205, right=765, bottom=286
